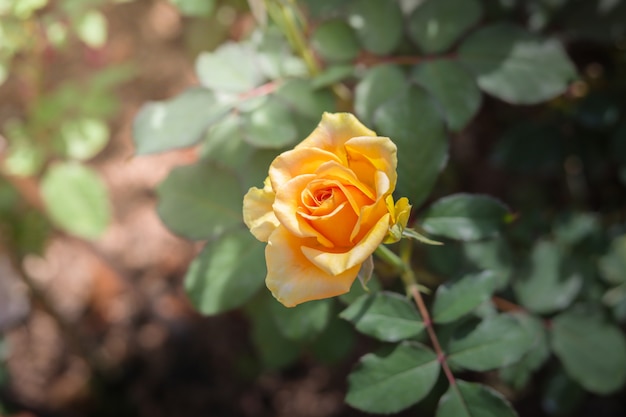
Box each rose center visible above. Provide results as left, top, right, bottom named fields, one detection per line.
left=314, top=188, right=333, bottom=205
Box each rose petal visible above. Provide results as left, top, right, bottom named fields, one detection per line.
left=243, top=180, right=279, bottom=242
left=296, top=113, right=377, bottom=158
left=269, top=147, right=341, bottom=191
left=273, top=174, right=334, bottom=247
left=266, top=226, right=360, bottom=307
left=314, top=160, right=376, bottom=201
left=345, top=136, right=398, bottom=196
left=302, top=213, right=391, bottom=275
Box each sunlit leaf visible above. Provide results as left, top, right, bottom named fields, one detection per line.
left=41, top=163, right=110, bottom=239
left=133, top=87, right=232, bottom=155
left=196, top=42, right=266, bottom=93
left=458, top=24, right=577, bottom=104
left=348, top=0, right=403, bottom=55
left=408, top=0, right=482, bottom=53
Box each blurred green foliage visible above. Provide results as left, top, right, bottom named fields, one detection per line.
left=135, top=0, right=626, bottom=415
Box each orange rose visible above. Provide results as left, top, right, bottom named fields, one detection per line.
left=243, top=112, right=410, bottom=307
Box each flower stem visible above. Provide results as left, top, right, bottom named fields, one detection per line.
left=375, top=242, right=458, bottom=388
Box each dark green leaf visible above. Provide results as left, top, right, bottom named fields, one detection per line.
left=458, top=24, right=577, bottom=104
left=348, top=0, right=403, bottom=55
left=311, top=317, right=356, bottom=364
left=340, top=292, right=424, bottom=342
left=156, top=161, right=242, bottom=239
left=185, top=229, right=265, bottom=315
left=133, top=87, right=231, bottom=155
left=41, top=163, right=110, bottom=239
left=421, top=194, right=510, bottom=241
left=408, top=0, right=482, bottom=53
left=432, top=271, right=497, bottom=324
left=245, top=294, right=300, bottom=369
left=499, top=314, right=550, bottom=390
left=462, top=238, right=513, bottom=289
left=611, top=122, right=626, bottom=165
left=274, top=79, right=335, bottom=120
left=412, top=60, right=482, bottom=131
left=553, top=212, right=600, bottom=247
left=436, top=380, right=518, bottom=417
left=374, top=86, right=447, bottom=207
left=196, top=42, right=266, bottom=93
left=599, top=235, right=626, bottom=285
left=447, top=313, right=534, bottom=371
left=541, top=370, right=586, bottom=416
left=311, top=19, right=360, bottom=62
left=346, top=342, right=440, bottom=414
left=513, top=240, right=582, bottom=314
left=354, top=64, right=406, bottom=125
left=270, top=299, right=332, bottom=342
left=551, top=309, right=626, bottom=394
left=338, top=274, right=382, bottom=305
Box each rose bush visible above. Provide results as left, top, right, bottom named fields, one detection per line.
left=243, top=112, right=410, bottom=307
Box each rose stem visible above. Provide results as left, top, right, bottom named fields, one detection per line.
left=375, top=243, right=459, bottom=390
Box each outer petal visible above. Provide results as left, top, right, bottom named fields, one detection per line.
left=266, top=226, right=360, bottom=307
left=296, top=113, right=377, bottom=158
left=243, top=181, right=279, bottom=242
left=302, top=213, right=391, bottom=275
left=269, top=147, right=341, bottom=191
left=345, top=136, right=398, bottom=195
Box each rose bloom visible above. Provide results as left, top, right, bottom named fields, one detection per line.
left=243, top=112, right=410, bottom=307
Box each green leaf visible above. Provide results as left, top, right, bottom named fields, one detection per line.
left=75, top=10, right=107, bottom=48
left=274, top=79, right=335, bottom=121
left=241, top=97, right=297, bottom=148
left=374, top=86, right=447, bottom=207
left=184, top=229, right=265, bottom=315
left=553, top=212, right=600, bottom=247
left=513, top=240, right=582, bottom=314
left=354, top=64, right=406, bottom=125
left=499, top=314, right=550, bottom=390
left=196, top=42, right=266, bottom=93
left=133, top=87, right=231, bottom=155
left=447, top=313, right=534, bottom=371
left=340, top=292, right=424, bottom=342
left=270, top=299, right=333, bottom=342
left=311, top=64, right=354, bottom=89
left=408, top=0, right=482, bottom=54
left=412, top=60, right=482, bottom=132
left=421, top=194, right=510, bottom=241
left=599, top=235, right=626, bottom=285
left=541, top=370, right=586, bottom=417
left=40, top=163, right=110, bottom=239
left=311, top=316, right=356, bottom=364
left=338, top=274, right=382, bottom=305
left=346, top=342, right=440, bottom=414
left=458, top=24, right=577, bottom=104
left=311, top=19, right=360, bottom=62
left=432, top=271, right=497, bottom=324
left=169, top=0, right=215, bottom=16
left=61, top=117, right=109, bottom=160
left=156, top=161, right=242, bottom=240
left=436, top=380, right=518, bottom=417
left=245, top=294, right=300, bottom=369
left=551, top=309, right=626, bottom=395
left=462, top=238, right=513, bottom=289
left=347, top=0, right=403, bottom=55
left=254, top=27, right=308, bottom=79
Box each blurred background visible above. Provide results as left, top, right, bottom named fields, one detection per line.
left=1, top=0, right=626, bottom=416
